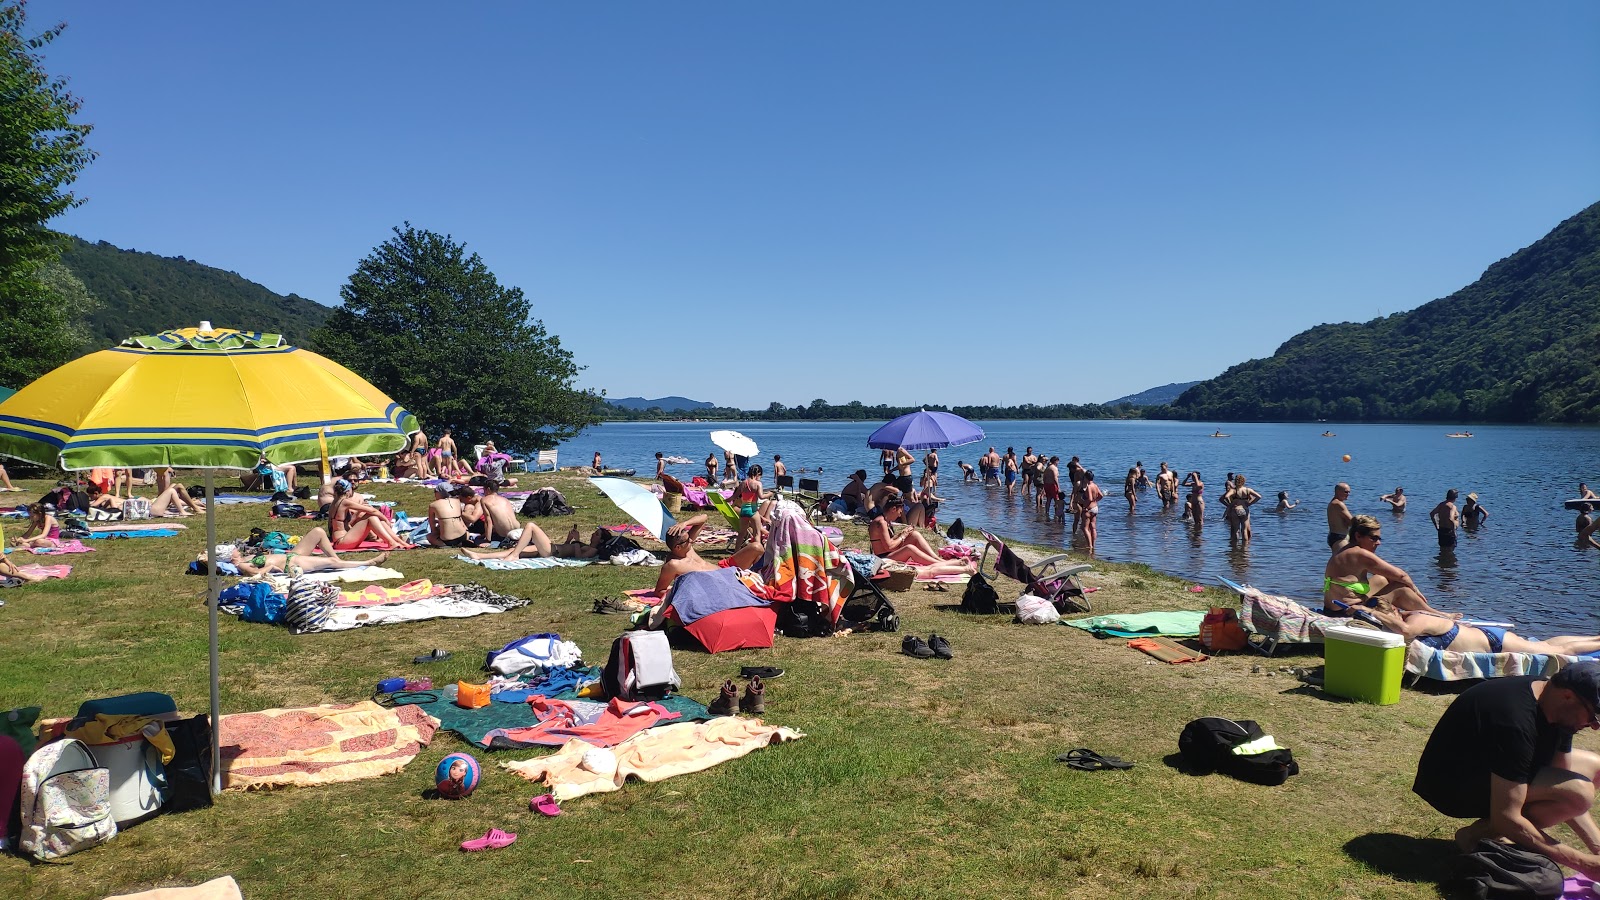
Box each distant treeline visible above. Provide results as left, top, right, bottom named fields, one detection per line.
left=598, top=399, right=1140, bottom=422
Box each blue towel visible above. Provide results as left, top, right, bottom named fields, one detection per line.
left=666, top=567, right=771, bottom=625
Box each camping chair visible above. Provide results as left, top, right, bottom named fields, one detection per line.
left=774, top=474, right=794, bottom=498
left=1220, top=577, right=1341, bottom=657
left=978, top=530, right=1093, bottom=613
left=795, top=477, right=822, bottom=505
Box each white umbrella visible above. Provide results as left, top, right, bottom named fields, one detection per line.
left=709, top=430, right=759, bottom=457
left=590, top=477, right=675, bottom=540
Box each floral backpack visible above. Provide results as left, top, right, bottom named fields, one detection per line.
left=19, top=738, right=117, bottom=860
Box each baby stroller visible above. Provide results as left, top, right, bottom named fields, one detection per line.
left=978, top=530, right=1093, bottom=614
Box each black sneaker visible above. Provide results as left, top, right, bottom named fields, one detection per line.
left=928, top=633, right=953, bottom=660
left=901, top=635, right=935, bottom=659
left=739, top=666, right=784, bottom=680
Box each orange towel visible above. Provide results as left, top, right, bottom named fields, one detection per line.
left=1128, top=636, right=1209, bottom=664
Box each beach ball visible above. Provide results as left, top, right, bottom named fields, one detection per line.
left=435, top=752, right=481, bottom=799
left=1342, top=455, right=1351, bottom=462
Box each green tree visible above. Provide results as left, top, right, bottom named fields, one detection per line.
left=312, top=224, right=599, bottom=449
left=0, top=1, right=97, bottom=386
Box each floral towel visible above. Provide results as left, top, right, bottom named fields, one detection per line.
left=217, top=701, right=437, bottom=791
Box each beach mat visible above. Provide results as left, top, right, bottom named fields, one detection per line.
left=1128, top=636, right=1209, bottom=664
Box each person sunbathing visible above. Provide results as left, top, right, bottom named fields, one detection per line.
left=1323, top=515, right=1455, bottom=618
left=426, top=484, right=482, bottom=548
left=150, top=469, right=205, bottom=516
left=0, top=462, right=20, bottom=492
left=0, top=552, right=47, bottom=583
left=463, top=523, right=607, bottom=562
left=228, top=527, right=390, bottom=576
left=1369, top=599, right=1600, bottom=657
left=90, top=483, right=198, bottom=518
left=653, top=513, right=764, bottom=596
left=869, top=498, right=961, bottom=569
left=329, top=479, right=411, bottom=550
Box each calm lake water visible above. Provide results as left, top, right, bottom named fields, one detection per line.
left=558, top=420, right=1600, bottom=634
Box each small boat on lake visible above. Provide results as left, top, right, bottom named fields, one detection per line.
left=1209, top=431, right=1230, bottom=438
left=1446, top=432, right=1474, bottom=438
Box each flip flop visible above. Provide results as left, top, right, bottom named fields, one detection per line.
left=460, top=828, right=517, bottom=851
left=413, top=649, right=451, bottom=664
left=1057, top=748, right=1135, bottom=771
left=530, top=794, right=561, bottom=817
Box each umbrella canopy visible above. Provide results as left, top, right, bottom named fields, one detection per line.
left=591, top=476, right=675, bottom=540
left=709, top=429, right=759, bottom=458
left=0, top=327, right=416, bottom=470
left=866, top=410, right=984, bottom=451
left=0, top=325, right=417, bottom=796
left=683, top=606, right=777, bottom=654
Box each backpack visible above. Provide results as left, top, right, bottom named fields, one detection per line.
left=519, top=488, right=574, bottom=518
left=1450, top=839, right=1563, bottom=899
left=1178, top=717, right=1300, bottom=786
left=271, top=502, right=307, bottom=519
left=601, top=630, right=680, bottom=701
left=1200, top=607, right=1248, bottom=652
left=596, top=532, right=643, bottom=561
left=775, top=599, right=835, bottom=638
left=945, top=518, right=966, bottom=540
left=960, top=572, right=1002, bottom=614
left=19, top=738, right=117, bottom=860
left=162, top=715, right=215, bottom=812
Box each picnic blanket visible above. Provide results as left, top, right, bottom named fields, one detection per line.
left=501, top=717, right=804, bottom=801
left=393, top=678, right=709, bottom=750
left=217, top=701, right=437, bottom=791
left=1129, top=636, right=1209, bottom=664
left=454, top=556, right=594, bottom=571
left=1063, top=610, right=1207, bottom=638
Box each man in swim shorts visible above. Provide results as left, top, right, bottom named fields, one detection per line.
left=653, top=513, right=764, bottom=596
left=1413, top=661, right=1600, bottom=878
left=1431, top=489, right=1461, bottom=550
left=1327, top=483, right=1353, bottom=549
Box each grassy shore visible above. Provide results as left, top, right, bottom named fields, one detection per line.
left=0, top=471, right=1578, bottom=899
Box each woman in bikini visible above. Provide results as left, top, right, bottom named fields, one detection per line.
left=1222, top=474, right=1262, bottom=544
left=1371, top=599, right=1600, bottom=658
left=1322, top=515, right=1453, bottom=618
left=734, top=464, right=766, bottom=549
left=868, top=498, right=975, bottom=576
left=1075, top=470, right=1104, bottom=555
left=329, top=479, right=410, bottom=550
left=426, top=485, right=480, bottom=548
left=1123, top=467, right=1139, bottom=513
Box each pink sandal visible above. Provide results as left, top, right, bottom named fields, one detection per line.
left=530, top=794, right=562, bottom=817
left=460, top=828, right=517, bottom=851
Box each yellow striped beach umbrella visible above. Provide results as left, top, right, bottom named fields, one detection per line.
left=0, top=326, right=416, bottom=470
left=0, top=324, right=417, bottom=795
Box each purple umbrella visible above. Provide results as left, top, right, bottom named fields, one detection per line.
left=866, top=410, right=984, bottom=451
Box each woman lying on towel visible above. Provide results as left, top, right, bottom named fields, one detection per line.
left=226, top=527, right=390, bottom=576
left=1368, top=599, right=1600, bottom=657
left=462, top=523, right=607, bottom=562
left=1322, top=515, right=1457, bottom=619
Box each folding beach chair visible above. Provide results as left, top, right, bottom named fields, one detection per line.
left=978, top=530, right=1092, bottom=613
left=774, top=474, right=795, bottom=498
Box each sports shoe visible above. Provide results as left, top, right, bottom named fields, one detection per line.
left=593, top=596, right=645, bottom=615
left=901, top=635, right=935, bottom=659
left=739, top=666, right=784, bottom=680
left=708, top=680, right=739, bottom=716
left=928, top=633, right=953, bottom=660
left=740, top=676, right=765, bottom=715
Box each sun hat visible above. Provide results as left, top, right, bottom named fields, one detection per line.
left=1467, top=492, right=1479, bottom=501
left=1550, top=661, right=1600, bottom=711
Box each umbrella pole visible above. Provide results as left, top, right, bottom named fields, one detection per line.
left=205, top=469, right=221, bottom=796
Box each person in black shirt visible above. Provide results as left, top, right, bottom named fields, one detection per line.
left=1413, top=662, right=1600, bottom=876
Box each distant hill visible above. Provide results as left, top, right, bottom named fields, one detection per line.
left=1168, top=201, right=1600, bottom=423
left=61, top=237, right=333, bottom=349
left=608, top=396, right=715, bottom=412
left=1108, top=381, right=1201, bottom=407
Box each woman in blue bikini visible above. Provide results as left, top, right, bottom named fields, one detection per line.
left=1370, top=599, right=1600, bottom=657
left=1322, top=515, right=1453, bottom=618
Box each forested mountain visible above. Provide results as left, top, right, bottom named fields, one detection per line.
left=608, top=396, right=714, bottom=412
left=1108, top=381, right=1200, bottom=407
left=61, top=237, right=332, bottom=348
left=1168, top=201, right=1600, bottom=423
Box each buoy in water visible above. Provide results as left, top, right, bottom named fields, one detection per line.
left=1342, top=454, right=1352, bottom=462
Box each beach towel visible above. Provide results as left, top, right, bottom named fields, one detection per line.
left=1237, top=588, right=1341, bottom=644
left=20, top=540, right=93, bottom=555
left=337, top=579, right=449, bottom=607
left=454, top=556, right=593, bottom=571
left=86, top=528, right=181, bottom=539
left=755, top=502, right=844, bottom=619
left=393, top=680, right=709, bottom=749
left=1406, top=641, right=1600, bottom=682
left=211, top=494, right=274, bottom=504
left=90, top=522, right=188, bottom=532
left=661, top=567, right=772, bottom=625
left=217, top=701, right=436, bottom=791
left=501, top=717, right=804, bottom=801
left=13, top=564, right=70, bottom=580
left=1063, top=610, right=1207, bottom=638
left=320, top=594, right=519, bottom=631
left=105, top=876, right=244, bottom=900
left=291, top=566, right=407, bottom=584
left=1128, top=636, right=1209, bottom=664
left=485, top=697, right=680, bottom=749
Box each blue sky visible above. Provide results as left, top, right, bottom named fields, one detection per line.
left=31, top=1, right=1600, bottom=408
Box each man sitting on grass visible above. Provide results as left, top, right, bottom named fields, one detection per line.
left=652, top=513, right=763, bottom=596
left=1413, top=660, right=1600, bottom=878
